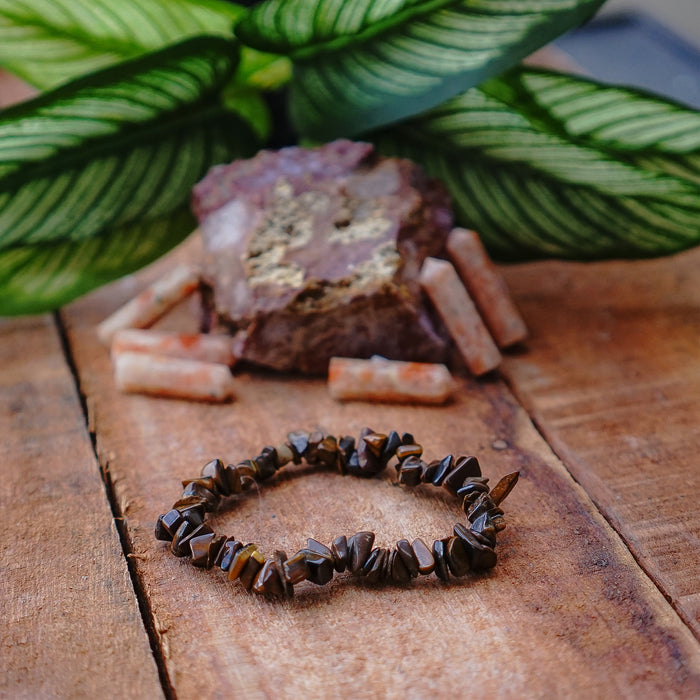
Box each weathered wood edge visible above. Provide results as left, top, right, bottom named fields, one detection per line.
left=0, top=315, right=164, bottom=700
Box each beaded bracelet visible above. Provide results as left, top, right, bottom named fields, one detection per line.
left=155, top=428, right=519, bottom=597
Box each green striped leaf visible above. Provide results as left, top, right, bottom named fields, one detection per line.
left=0, top=208, right=194, bottom=316
left=373, top=68, right=700, bottom=260
left=0, top=37, right=255, bottom=315
left=0, top=0, right=289, bottom=92
left=236, top=0, right=605, bottom=138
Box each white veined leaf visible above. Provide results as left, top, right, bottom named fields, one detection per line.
left=373, top=68, right=700, bottom=260
left=236, top=0, right=606, bottom=138
left=0, top=38, right=256, bottom=315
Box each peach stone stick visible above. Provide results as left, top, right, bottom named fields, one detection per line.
left=447, top=228, right=527, bottom=348
left=113, top=352, right=235, bottom=402
left=111, top=329, right=235, bottom=366
left=419, top=257, right=501, bottom=376
left=97, top=263, right=200, bottom=346
left=328, top=356, right=455, bottom=404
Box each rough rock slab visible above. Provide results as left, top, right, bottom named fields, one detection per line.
left=193, top=140, right=453, bottom=373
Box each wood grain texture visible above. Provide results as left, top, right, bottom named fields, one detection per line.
left=0, top=316, right=163, bottom=700
left=502, top=246, right=700, bottom=639
left=59, top=244, right=700, bottom=699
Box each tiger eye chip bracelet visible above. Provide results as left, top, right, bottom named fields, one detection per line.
left=154, top=428, right=519, bottom=597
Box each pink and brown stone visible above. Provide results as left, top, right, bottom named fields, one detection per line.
left=192, top=140, right=454, bottom=374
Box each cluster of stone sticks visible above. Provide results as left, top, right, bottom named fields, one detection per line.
left=97, top=263, right=238, bottom=402
left=97, top=228, right=526, bottom=404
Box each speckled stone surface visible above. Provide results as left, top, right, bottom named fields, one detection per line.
left=192, top=140, right=453, bottom=373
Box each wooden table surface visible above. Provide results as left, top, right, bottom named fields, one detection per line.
left=2, top=235, right=699, bottom=699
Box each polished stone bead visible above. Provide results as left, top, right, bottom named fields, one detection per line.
left=171, top=521, right=195, bottom=556
left=255, top=447, right=278, bottom=481
left=390, top=549, right=412, bottom=584
left=356, top=427, right=383, bottom=476
left=154, top=515, right=170, bottom=542
left=396, top=539, right=419, bottom=578
left=240, top=550, right=266, bottom=590
left=305, top=429, right=325, bottom=464
left=489, top=471, right=520, bottom=506
left=348, top=531, right=375, bottom=573
left=431, top=454, right=454, bottom=486
left=173, top=496, right=208, bottom=519
left=316, top=435, right=339, bottom=467
left=446, top=536, right=471, bottom=577
left=200, top=458, right=229, bottom=496
left=287, top=430, right=309, bottom=461
left=283, top=551, right=310, bottom=584
left=456, top=478, right=490, bottom=501
left=181, top=480, right=218, bottom=511
left=275, top=442, right=295, bottom=467
left=331, top=535, right=348, bottom=572
left=174, top=522, right=213, bottom=557
left=363, top=432, right=387, bottom=457
left=240, top=475, right=256, bottom=491
left=395, top=444, right=423, bottom=463
left=411, top=538, right=435, bottom=575
left=467, top=493, right=503, bottom=523
left=190, top=532, right=216, bottom=567
left=274, top=550, right=294, bottom=597
left=380, top=431, right=402, bottom=464
left=421, top=460, right=441, bottom=484
left=337, top=436, right=356, bottom=473
left=253, top=560, right=284, bottom=596
left=224, top=465, right=243, bottom=494
left=471, top=512, right=497, bottom=547
left=302, top=550, right=334, bottom=585
left=362, top=548, right=388, bottom=584
left=217, top=538, right=242, bottom=570
left=398, top=456, right=423, bottom=486
left=443, top=456, right=481, bottom=495
left=432, top=539, right=450, bottom=581
left=236, top=460, right=258, bottom=478
left=228, top=544, right=258, bottom=581
left=207, top=535, right=226, bottom=569
left=306, top=538, right=333, bottom=559
left=401, top=432, right=415, bottom=445
left=454, top=523, right=497, bottom=570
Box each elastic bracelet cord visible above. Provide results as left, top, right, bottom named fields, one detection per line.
left=155, top=428, right=519, bottom=597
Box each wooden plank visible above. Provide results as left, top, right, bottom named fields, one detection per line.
left=0, top=316, right=163, bottom=699
left=60, top=247, right=700, bottom=698
left=502, top=246, right=700, bottom=639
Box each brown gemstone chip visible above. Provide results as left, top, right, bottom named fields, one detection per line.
left=200, top=458, right=229, bottom=496
left=363, top=432, right=387, bottom=457
left=432, top=539, right=450, bottom=581
left=189, top=532, right=217, bottom=567
left=302, top=550, right=334, bottom=585
left=331, top=535, right=348, bottom=572
left=396, top=539, right=419, bottom=578
left=240, top=550, right=266, bottom=590
left=431, top=454, right=454, bottom=486
left=420, top=460, right=441, bottom=484
left=411, top=538, right=435, bottom=575
left=274, top=550, right=294, bottom=597
left=446, top=536, right=471, bottom=577
left=283, top=551, right=310, bottom=584
left=348, top=531, right=376, bottom=574
left=155, top=509, right=183, bottom=541
left=471, top=512, right=497, bottom=547
left=396, top=444, right=423, bottom=463
left=381, top=431, right=402, bottom=464
left=228, top=543, right=258, bottom=581
left=390, top=549, right=412, bottom=584
left=398, top=457, right=424, bottom=487
left=306, top=538, right=333, bottom=559
left=362, top=548, right=388, bottom=584
left=224, top=465, right=243, bottom=494
left=489, top=471, right=520, bottom=506
left=442, top=456, right=481, bottom=495
left=454, top=523, right=497, bottom=570
left=170, top=520, right=194, bottom=556
left=217, top=538, right=243, bottom=571
left=252, top=560, right=285, bottom=596
left=173, top=522, right=213, bottom=557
